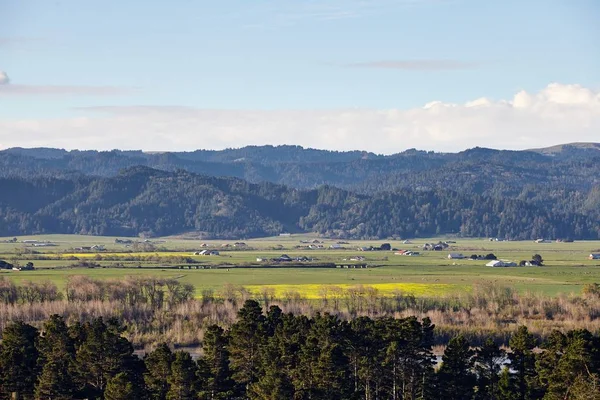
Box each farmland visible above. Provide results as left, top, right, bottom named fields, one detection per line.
left=1, top=234, right=599, bottom=298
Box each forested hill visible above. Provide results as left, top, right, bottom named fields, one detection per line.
left=1, top=144, right=599, bottom=198
left=1, top=167, right=598, bottom=239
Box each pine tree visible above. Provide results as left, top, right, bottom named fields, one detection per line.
left=0, top=321, right=39, bottom=399
left=294, top=313, right=351, bottom=399
left=537, top=329, right=600, bottom=400
left=507, top=326, right=537, bottom=400
left=166, top=352, right=200, bottom=400
left=74, top=317, right=144, bottom=399
left=473, top=338, right=506, bottom=400
left=144, top=343, right=175, bottom=400
left=35, top=315, right=77, bottom=400
left=228, top=300, right=266, bottom=394
left=197, top=325, right=234, bottom=400
left=104, top=372, right=137, bottom=400
left=382, top=317, right=436, bottom=400
left=498, top=367, right=518, bottom=400
left=437, top=335, right=476, bottom=400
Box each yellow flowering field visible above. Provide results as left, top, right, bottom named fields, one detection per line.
left=58, top=252, right=193, bottom=258
left=244, top=283, right=466, bottom=299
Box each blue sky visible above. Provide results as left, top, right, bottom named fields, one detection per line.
left=0, top=0, right=599, bottom=152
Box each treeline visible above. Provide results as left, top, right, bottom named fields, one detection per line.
left=0, top=276, right=194, bottom=308
left=1, top=167, right=599, bottom=239
left=1, top=304, right=599, bottom=399
left=2, top=277, right=600, bottom=351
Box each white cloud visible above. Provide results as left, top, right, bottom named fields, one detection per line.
left=0, top=71, right=9, bottom=85
left=0, top=83, right=599, bottom=153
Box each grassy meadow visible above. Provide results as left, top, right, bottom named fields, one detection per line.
left=1, top=234, right=599, bottom=298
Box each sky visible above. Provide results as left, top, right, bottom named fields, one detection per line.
left=0, top=0, right=599, bottom=154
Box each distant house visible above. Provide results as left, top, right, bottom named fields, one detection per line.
left=12, top=262, right=35, bottom=271
left=279, top=233, right=291, bottom=237
left=590, top=254, right=600, bottom=260
left=234, top=242, right=247, bottom=247
left=402, top=240, right=412, bottom=244
left=487, top=260, right=518, bottom=267
left=330, top=244, right=343, bottom=249
left=448, top=253, right=465, bottom=259
left=535, top=239, right=551, bottom=244
left=275, top=254, right=293, bottom=262
left=194, top=250, right=219, bottom=256
left=349, top=256, right=366, bottom=261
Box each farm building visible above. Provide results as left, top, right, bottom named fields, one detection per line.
left=590, top=254, right=600, bottom=260
left=194, top=250, right=220, bottom=256
left=486, top=260, right=518, bottom=267
left=448, top=253, right=465, bottom=259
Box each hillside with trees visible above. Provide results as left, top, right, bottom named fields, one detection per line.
left=0, top=166, right=599, bottom=239
left=1, top=306, right=598, bottom=399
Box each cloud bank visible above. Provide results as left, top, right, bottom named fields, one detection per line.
left=0, top=83, right=598, bottom=153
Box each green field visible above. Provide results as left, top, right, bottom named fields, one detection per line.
left=1, top=234, right=599, bottom=297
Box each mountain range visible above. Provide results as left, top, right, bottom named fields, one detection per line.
left=0, top=143, right=598, bottom=239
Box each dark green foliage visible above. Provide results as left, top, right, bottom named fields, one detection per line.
left=536, top=329, right=600, bottom=399
left=197, top=325, right=235, bottom=400
left=144, top=343, right=175, bottom=400
left=104, top=372, right=144, bottom=400
left=473, top=338, right=506, bottom=400
left=73, top=317, right=142, bottom=399
left=0, top=321, right=39, bottom=399
left=506, top=326, right=539, bottom=400
left=0, top=167, right=598, bottom=239
left=294, top=313, right=351, bottom=399
left=228, top=300, right=267, bottom=393
left=437, top=335, right=476, bottom=400
left=166, top=352, right=200, bottom=400
left=0, top=315, right=599, bottom=400
left=35, top=315, right=77, bottom=400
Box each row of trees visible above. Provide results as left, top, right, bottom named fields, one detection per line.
left=0, top=276, right=194, bottom=308
left=1, top=301, right=598, bottom=399
left=1, top=168, right=600, bottom=239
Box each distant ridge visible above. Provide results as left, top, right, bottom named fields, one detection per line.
left=528, top=142, right=600, bottom=154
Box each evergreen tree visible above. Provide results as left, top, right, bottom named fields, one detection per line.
left=294, top=313, right=351, bottom=399
left=498, top=367, right=518, bottom=400
left=507, top=326, right=538, bottom=400
left=166, top=352, right=200, bottom=400
left=144, top=343, right=175, bottom=400
left=73, top=317, right=143, bottom=399
left=104, top=372, right=137, bottom=400
left=0, top=321, right=39, bottom=399
left=35, top=315, right=77, bottom=400
left=197, top=325, right=235, bottom=400
left=382, top=317, right=436, bottom=400
left=437, top=335, right=476, bottom=400
left=228, top=300, right=266, bottom=394
left=473, top=338, right=506, bottom=400
left=536, top=329, right=600, bottom=399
